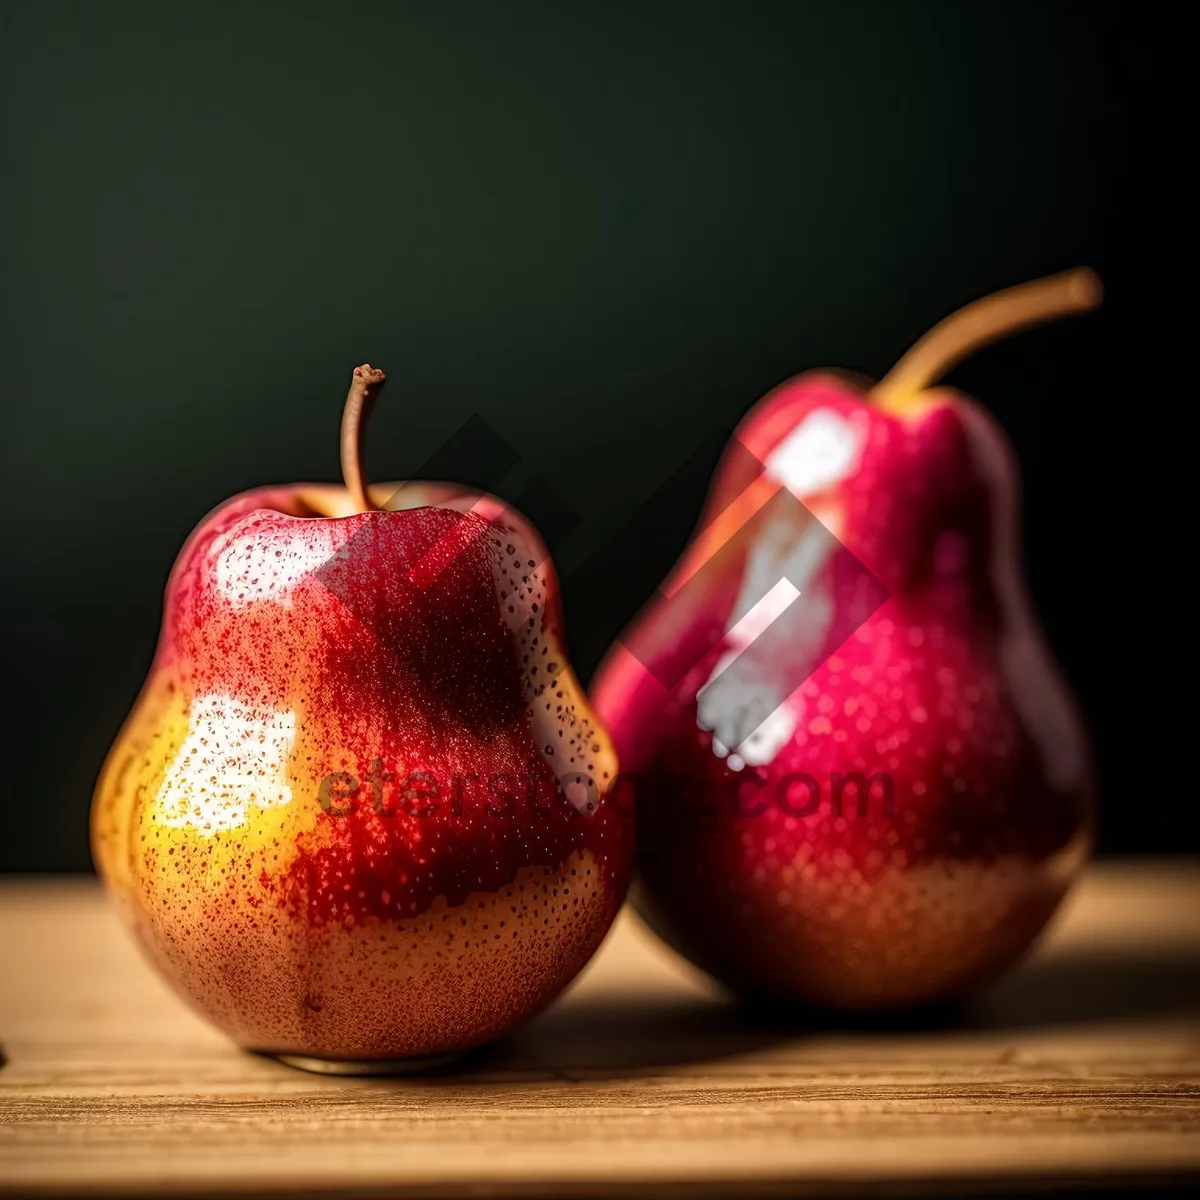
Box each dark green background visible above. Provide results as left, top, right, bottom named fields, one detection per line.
left=1, top=1, right=1176, bottom=870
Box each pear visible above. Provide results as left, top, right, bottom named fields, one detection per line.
left=592, top=273, right=1099, bottom=1009
left=93, top=366, right=632, bottom=1068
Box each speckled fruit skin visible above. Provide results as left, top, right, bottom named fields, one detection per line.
left=92, top=481, right=633, bottom=1061
left=591, top=373, right=1093, bottom=1009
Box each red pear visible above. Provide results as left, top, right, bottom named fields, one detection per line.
left=592, top=273, right=1099, bottom=1009
left=92, top=366, right=633, bottom=1070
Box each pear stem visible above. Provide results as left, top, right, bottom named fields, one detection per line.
left=871, top=268, right=1103, bottom=412
left=340, top=364, right=387, bottom=514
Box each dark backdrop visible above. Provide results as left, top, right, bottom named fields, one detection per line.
left=0, top=1, right=1178, bottom=871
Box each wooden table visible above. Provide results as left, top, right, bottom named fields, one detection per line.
left=1, top=862, right=1198, bottom=1197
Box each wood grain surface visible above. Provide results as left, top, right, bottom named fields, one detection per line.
left=2, top=862, right=1198, bottom=1197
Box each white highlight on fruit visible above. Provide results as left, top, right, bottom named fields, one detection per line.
left=724, top=577, right=802, bottom=647
left=764, top=407, right=862, bottom=498
left=699, top=580, right=801, bottom=764
left=695, top=409, right=861, bottom=770
left=154, top=693, right=296, bottom=835
left=698, top=577, right=810, bottom=768
left=717, top=701, right=806, bottom=768
left=213, top=520, right=338, bottom=608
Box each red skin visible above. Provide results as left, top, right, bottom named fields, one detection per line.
left=591, top=373, right=1092, bottom=1008
left=93, top=482, right=632, bottom=1060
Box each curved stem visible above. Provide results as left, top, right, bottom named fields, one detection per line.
left=872, top=268, right=1102, bottom=411
left=340, top=363, right=387, bottom=513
